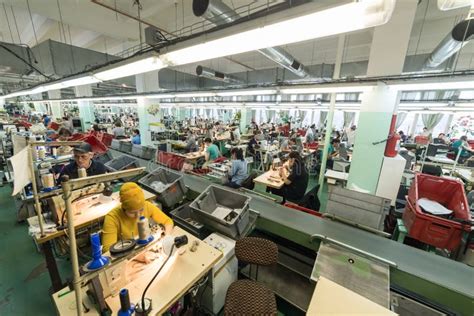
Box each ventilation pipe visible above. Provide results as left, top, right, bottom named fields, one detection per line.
left=192, top=0, right=310, bottom=78
left=424, top=18, right=474, bottom=69
left=196, top=65, right=244, bottom=84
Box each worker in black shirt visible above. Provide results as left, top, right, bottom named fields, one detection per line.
left=59, top=143, right=107, bottom=180
left=247, top=131, right=259, bottom=156
left=272, top=151, right=308, bottom=203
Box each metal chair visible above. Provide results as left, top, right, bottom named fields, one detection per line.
left=224, top=237, right=278, bottom=315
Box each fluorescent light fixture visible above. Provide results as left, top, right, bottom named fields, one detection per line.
left=281, top=86, right=374, bottom=94
left=216, top=89, right=277, bottom=96
left=93, top=56, right=165, bottom=81
left=144, top=94, right=176, bottom=99
left=161, top=0, right=394, bottom=66
left=390, top=80, right=474, bottom=91
left=437, top=0, right=474, bottom=10
left=174, top=92, right=216, bottom=98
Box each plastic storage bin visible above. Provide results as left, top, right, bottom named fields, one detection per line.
left=156, top=151, right=185, bottom=171
left=120, top=141, right=132, bottom=153
left=111, top=139, right=121, bottom=150
left=138, top=167, right=187, bottom=208
left=105, top=155, right=140, bottom=172
left=403, top=173, right=471, bottom=250
left=131, top=145, right=156, bottom=160
left=189, top=185, right=251, bottom=238
left=170, top=202, right=210, bottom=239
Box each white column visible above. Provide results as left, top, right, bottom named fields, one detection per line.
left=135, top=71, right=160, bottom=146
left=48, top=90, right=62, bottom=119
left=74, top=85, right=95, bottom=131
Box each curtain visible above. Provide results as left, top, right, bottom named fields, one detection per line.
left=422, top=113, right=444, bottom=131
left=396, top=112, right=408, bottom=129
left=343, top=111, right=356, bottom=128
left=319, top=111, right=328, bottom=128
left=268, top=110, right=275, bottom=123
left=261, top=109, right=268, bottom=123
left=299, top=110, right=307, bottom=123
left=205, top=109, right=212, bottom=118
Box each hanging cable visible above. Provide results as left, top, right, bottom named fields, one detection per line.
left=2, top=4, right=14, bottom=43
left=26, top=0, right=39, bottom=46
left=10, top=6, right=22, bottom=43
left=56, top=0, right=68, bottom=45
left=452, top=18, right=472, bottom=73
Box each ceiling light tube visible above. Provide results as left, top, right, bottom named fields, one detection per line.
left=174, top=92, right=216, bottom=98
left=93, top=55, right=165, bottom=81
left=216, top=89, right=277, bottom=96
left=161, top=0, right=395, bottom=66
left=280, top=86, right=374, bottom=94
left=390, top=80, right=474, bottom=91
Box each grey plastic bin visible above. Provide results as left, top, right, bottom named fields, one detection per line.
left=189, top=185, right=250, bottom=238
left=105, top=155, right=140, bottom=172
left=138, top=167, right=187, bottom=208
left=111, top=139, right=121, bottom=150
left=120, top=141, right=132, bottom=153
left=170, top=202, right=210, bottom=239
left=132, top=145, right=156, bottom=160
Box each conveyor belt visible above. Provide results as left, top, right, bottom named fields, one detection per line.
left=110, top=149, right=474, bottom=315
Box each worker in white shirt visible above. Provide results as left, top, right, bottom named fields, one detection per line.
left=346, top=125, right=357, bottom=147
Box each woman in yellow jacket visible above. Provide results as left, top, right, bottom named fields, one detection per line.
left=102, top=182, right=174, bottom=252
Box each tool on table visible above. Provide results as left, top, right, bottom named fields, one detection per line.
left=118, top=288, right=134, bottom=316
left=84, top=232, right=110, bottom=272
left=137, top=216, right=154, bottom=245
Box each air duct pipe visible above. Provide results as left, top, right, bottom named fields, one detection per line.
left=196, top=65, right=244, bottom=84
left=193, top=0, right=310, bottom=78
left=424, top=18, right=474, bottom=69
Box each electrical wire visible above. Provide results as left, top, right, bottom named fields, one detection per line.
left=10, top=5, right=21, bottom=43
left=2, top=4, right=14, bottom=43
left=140, top=244, right=175, bottom=313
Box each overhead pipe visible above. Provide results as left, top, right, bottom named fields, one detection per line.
left=196, top=65, right=244, bottom=84
left=192, top=0, right=310, bottom=78
left=424, top=18, right=474, bottom=69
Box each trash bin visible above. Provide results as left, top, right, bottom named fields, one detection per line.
left=189, top=185, right=250, bottom=238
left=138, top=167, right=187, bottom=208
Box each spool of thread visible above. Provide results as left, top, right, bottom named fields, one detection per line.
left=52, top=147, right=57, bottom=157
left=137, top=216, right=150, bottom=241
left=78, top=168, right=87, bottom=178
left=42, top=173, right=55, bottom=188
left=38, top=148, right=46, bottom=160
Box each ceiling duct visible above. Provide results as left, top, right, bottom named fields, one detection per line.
left=192, top=0, right=310, bottom=78
left=424, top=18, right=474, bottom=69
left=196, top=65, right=244, bottom=84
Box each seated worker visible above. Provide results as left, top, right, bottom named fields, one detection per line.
left=226, top=148, right=248, bottom=189
left=131, top=129, right=141, bottom=145
left=452, top=135, right=474, bottom=162
left=59, top=143, right=107, bottom=179
left=326, top=138, right=340, bottom=169
left=271, top=151, right=308, bottom=202
left=204, top=137, right=220, bottom=162
left=102, top=182, right=173, bottom=252
left=185, top=129, right=198, bottom=153
left=247, top=131, right=259, bottom=157
left=112, top=122, right=126, bottom=139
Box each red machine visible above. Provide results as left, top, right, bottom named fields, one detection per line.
left=384, top=114, right=400, bottom=157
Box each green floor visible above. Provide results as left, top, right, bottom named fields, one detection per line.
left=0, top=185, right=70, bottom=316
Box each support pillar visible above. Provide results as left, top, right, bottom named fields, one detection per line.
left=136, top=71, right=160, bottom=146
left=74, top=85, right=95, bottom=131
left=347, top=85, right=399, bottom=193
left=240, top=108, right=252, bottom=133
left=346, top=0, right=416, bottom=194
left=48, top=90, right=62, bottom=119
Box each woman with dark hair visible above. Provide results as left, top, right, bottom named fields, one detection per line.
left=131, top=129, right=141, bottom=145
left=226, top=148, right=248, bottom=188
left=272, top=151, right=308, bottom=202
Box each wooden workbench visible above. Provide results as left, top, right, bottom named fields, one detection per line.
left=52, top=227, right=222, bottom=315
left=253, top=169, right=285, bottom=193
left=28, top=187, right=155, bottom=292
left=306, top=277, right=396, bottom=315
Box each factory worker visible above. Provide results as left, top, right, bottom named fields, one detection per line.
left=59, top=143, right=107, bottom=180
left=102, top=183, right=174, bottom=252
left=272, top=151, right=308, bottom=202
